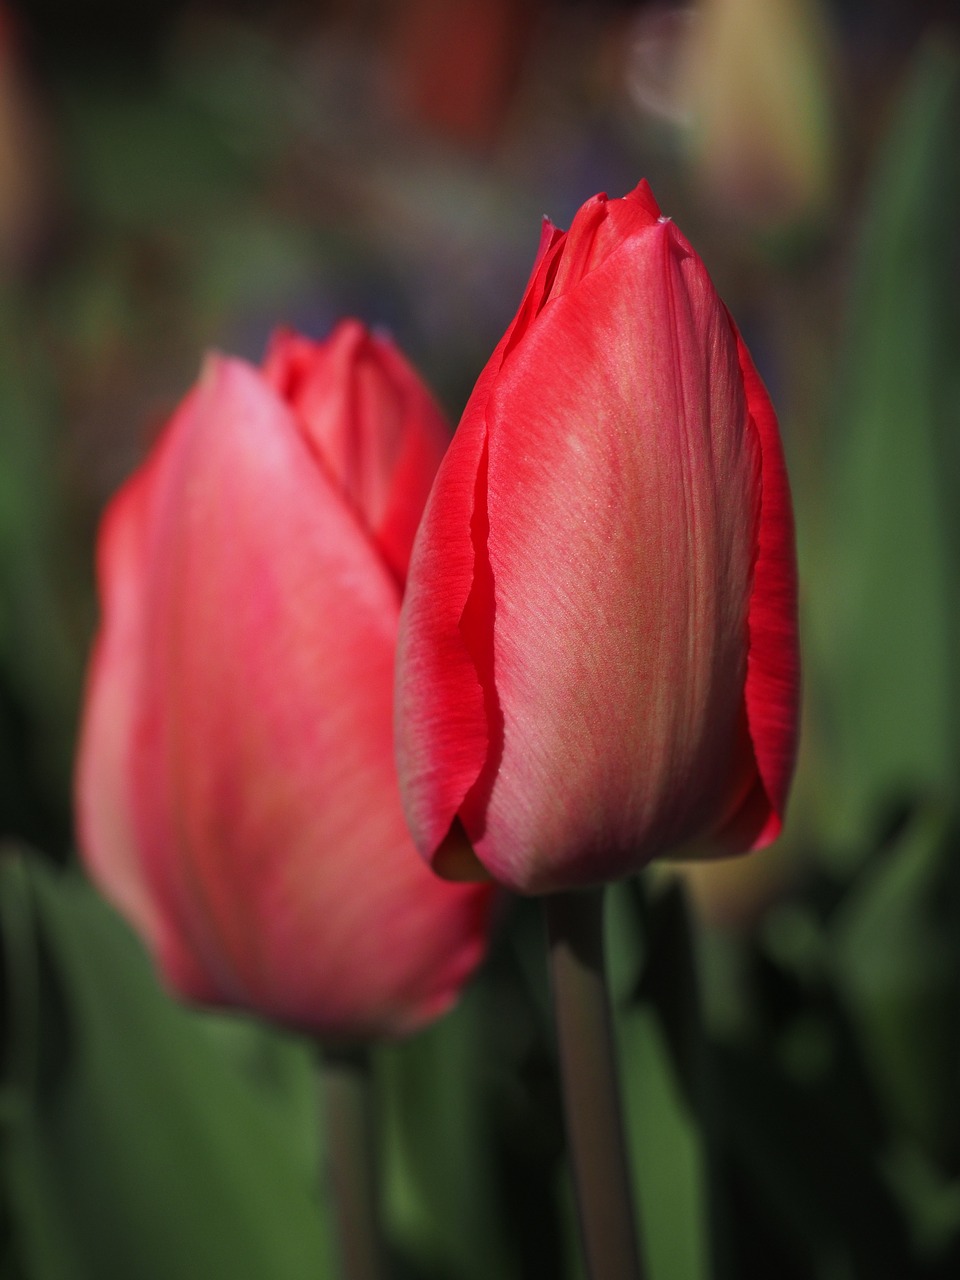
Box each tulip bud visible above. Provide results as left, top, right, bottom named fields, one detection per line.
left=75, top=320, right=494, bottom=1039
left=395, top=182, right=799, bottom=895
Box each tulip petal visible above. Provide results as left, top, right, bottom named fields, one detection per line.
left=395, top=226, right=584, bottom=867
left=116, top=356, right=489, bottom=1036
left=547, top=181, right=662, bottom=300
left=74, top=455, right=163, bottom=950
left=263, top=321, right=450, bottom=582
left=467, top=215, right=761, bottom=892
left=368, top=335, right=453, bottom=581
left=394, top=399, right=490, bottom=865
left=722, top=326, right=800, bottom=847
left=74, top=397, right=226, bottom=1001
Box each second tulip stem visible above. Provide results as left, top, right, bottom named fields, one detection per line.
left=545, top=887, right=645, bottom=1280
left=320, top=1046, right=387, bottom=1280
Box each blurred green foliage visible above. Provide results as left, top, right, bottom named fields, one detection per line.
left=0, top=851, right=334, bottom=1279
left=0, top=303, right=80, bottom=853
left=826, top=39, right=960, bottom=847
left=2, top=5, right=960, bottom=1280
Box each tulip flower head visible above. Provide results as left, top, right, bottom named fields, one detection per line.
left=75, top=321, right=494, bottom=1039
left=395, top=181, right=799, bottom=894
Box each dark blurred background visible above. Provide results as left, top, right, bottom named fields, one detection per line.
left=2, top=2, right=960, bottom=1278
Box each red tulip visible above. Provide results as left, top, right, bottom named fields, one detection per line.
left=395, top=181, right=799, bottom=894
left=75, top=321, right=494, bottom=1038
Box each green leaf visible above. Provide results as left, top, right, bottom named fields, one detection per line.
left=61, top=84, right=252, bottom=232
left=832, top=804, right=960, bottom=1159
left=709, top=1037, right=912, bottom=1280
left=0, top=850, right=335, bottom=1280
left=0, top=301, right=84, bottom=848
left=826, top=38, right=960, bottom=843
left=608, top=881, right=710, bottom=1280
left=376, top=974, right=519, bottom=1280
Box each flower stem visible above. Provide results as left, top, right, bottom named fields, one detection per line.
left=545, top=887, right=645, bottom=1280
left=319, top=1046, right=387, bottom=1280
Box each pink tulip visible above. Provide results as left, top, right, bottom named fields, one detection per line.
left=75, top=321, right=494, bottom=1038
left=395, top=181, right=799, bottom=894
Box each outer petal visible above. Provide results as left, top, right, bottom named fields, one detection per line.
left=75, top=449, right=166, bottom=950
left=546, top=181, right=662, bottom=301
left=395, top=226, right=581, bottom=866
left=263, top=321, right=450, bottom=581
left=395, top=188, right=665, bottom=877
left=718, top=325, right=800, bottom=848
left=394, top=392, right=490, bottom=868
left=89, top=357, right=491, bottom=1038
left=475, top=219, right=762, bottom=892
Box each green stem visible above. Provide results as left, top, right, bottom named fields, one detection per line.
left=545, top=887, right=645, bottom=1280
left=319, top=1047, right=387, bottom=1280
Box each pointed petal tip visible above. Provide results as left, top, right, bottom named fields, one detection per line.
left=197, top=350, right=262, bottom=406
left=328, top=315, right=370, bottom=353
left=197, top=350, right=221, bottom=393
left=751, top=810, right=784, bottom=851
left=535, top=215, right=565, bottom=268
left=627, top=178, right=662, bottom=219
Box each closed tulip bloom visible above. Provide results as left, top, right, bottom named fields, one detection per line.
left=75, top=321, right=494, bottom=1038
left=396, top=182, right=799, bottom=895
